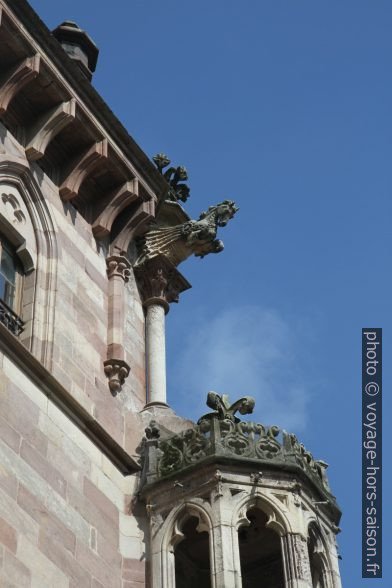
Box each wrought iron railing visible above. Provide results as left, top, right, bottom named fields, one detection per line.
left=0, top=298, right=24, bottom=335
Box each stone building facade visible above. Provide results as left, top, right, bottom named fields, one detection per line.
left=0, top=1, right=342, bottom=586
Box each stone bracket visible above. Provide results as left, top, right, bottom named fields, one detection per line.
left=92, top=179, right=139, bottom=238
left=0, top=54, right=40, bottom=116
left=25, top=98, right=76, bottom=160
left=59, top=139, right=109, bottom=201
left=111, top=198, right=155, bottom=254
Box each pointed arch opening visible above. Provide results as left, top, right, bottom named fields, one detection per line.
left=0, top=161, right=58, bottom=367
left=308, top=523, right=329, bottom=588
left=238, top=507, right=285, bottom=588
left=174, top=514, right=211, bottom=588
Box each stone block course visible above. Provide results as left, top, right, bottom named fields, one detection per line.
left=1, top=550, right=31, bottom=587
left=39, top=528, right=91, bottom=588
left=20, top=440, right=67, bottom=499
left=97, top=531, right=122, bottom=568
left=0, top=19, right=152, bottom=583
left=17, top=535, right=69, bottom=588
left=0, top=485, right=39, bottom=547
left=0, top=466, right=18, bottom=501
left=0, top=516, right=17, bottom=554
left=17, top=484, right=76, bottom=555
left=84, top=477, right=119, bottom=524
left=76, top=539, right=122, bottom=588
left=67, top=484, right=119, bottom=548
left=123, top=558, right=145, bottom=583
left=0, top=416, right=21, bottom=454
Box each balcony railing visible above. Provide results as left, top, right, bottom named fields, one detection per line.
left=0, top=298, right=24, bottom=336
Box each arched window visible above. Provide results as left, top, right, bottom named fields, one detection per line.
left=0, top=235, right=24, bottom=334
left=0, top=167, right=58, bottom=366
left=238, top=507, right=285, bottom=588
left=308, top=524, right=328, bottom=588
left=0, top=235, right=23, bottom=309
left=174, top=515, right=211, bottom=588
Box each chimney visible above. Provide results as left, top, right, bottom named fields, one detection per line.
left=52, top=21, right=99, bottom=81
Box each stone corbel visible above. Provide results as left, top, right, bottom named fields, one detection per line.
left=59, top=139, right=108, bottom=201
left=92, top=179, right=139, bottom=238
left=104, top=255, right=131, bottom=394
left=0, top=54, right=40, bottom=116
left=111, top=197, right=155, bottom=254
left=25, top=99, right=76, bottom=160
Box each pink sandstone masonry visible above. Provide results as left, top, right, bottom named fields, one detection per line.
left=0, top=0, right=164, bottom=584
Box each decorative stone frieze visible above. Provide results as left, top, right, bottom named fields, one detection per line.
left=140, top=392, right=340, bottom=519
left=104, top=254, right=131, bottom=394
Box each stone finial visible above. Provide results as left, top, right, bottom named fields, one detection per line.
left=198, top=391, right=255, bottom=424
left=135, top=200, right=238, bottom=268
left=153, top=153, right=190, bottom=204
left=52, top=21, right=99, bottom=80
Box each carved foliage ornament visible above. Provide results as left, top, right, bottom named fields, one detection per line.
left=199, top=391, right=255, bottom=423
left=103, top=359, right=130, bottom=394
left=106, top=255, right=131, bottom=282
left=134, top=255, right=191, bottom=310
left=285, top=433, right=331, bottom=492
left=153, top=153, right=190, bottom=204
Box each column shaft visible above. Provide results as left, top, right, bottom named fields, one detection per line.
left=146, top=303, right=167, bottom=404
left=281, top=533, right=313, bottom=588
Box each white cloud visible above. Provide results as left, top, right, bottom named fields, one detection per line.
left=168, top=305, right=312, bottom=432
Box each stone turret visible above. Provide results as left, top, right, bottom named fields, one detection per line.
left=140, top=393, right=342, bottom=588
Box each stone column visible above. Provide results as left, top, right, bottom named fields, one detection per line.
left=104, top=255, right=131, bottom=393
left=134, top=255, right=190, bottom=406
left=145, top=300, right=168, bottom=405
left=281, top=533, right=313, bottom=588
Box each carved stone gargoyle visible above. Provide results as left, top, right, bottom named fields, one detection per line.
left=135, top=200, right=238, bottom=268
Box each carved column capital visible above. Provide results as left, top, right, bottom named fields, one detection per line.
left=134, top=254, right=191, bottom=314
left=106, top=255, right=131, bottom=282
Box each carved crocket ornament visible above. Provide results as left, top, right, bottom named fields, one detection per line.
left=135, top=200, right=239, bottom=268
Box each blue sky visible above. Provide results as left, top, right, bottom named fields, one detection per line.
left=30, top=1, right=391, bottom=585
